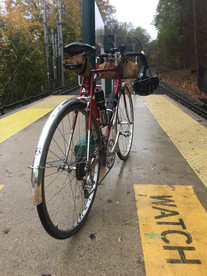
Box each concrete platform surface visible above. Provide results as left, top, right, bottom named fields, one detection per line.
left=0, top=93, right=207, bottom=275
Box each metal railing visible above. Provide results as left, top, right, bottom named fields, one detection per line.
left=0, top=84, right=79, bottom=116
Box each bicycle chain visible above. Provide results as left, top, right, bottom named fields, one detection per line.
left=87, top=164, right=113, bottom=197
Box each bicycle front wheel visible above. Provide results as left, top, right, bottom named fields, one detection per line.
left=116, top=84, right=134, bottom=160
left=37, top=101, right=101, bottom=239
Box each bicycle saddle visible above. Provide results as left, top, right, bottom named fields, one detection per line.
left=64, top=42, right=96, bottom=56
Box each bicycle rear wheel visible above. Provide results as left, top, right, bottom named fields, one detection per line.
left=37, top=101, right=101, bottom=239
left=116, top=84, right=134, bottom=160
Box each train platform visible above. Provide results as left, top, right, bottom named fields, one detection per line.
left=1, top=93, right=207, bottom=275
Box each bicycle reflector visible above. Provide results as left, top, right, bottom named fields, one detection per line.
left=133, top=76, right=159, bottom=96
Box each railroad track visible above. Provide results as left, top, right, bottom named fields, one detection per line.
left=158, top=82, right=207, bottom=120
left=0, top=85, right=79, bottom=116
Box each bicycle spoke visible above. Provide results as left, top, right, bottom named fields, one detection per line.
left=116, top=86, right=134, bottom=160
left=37, top=102, right=100, bottom=239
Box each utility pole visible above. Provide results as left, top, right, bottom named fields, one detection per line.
left=58, top=0, right=65, bottom=87
left=51, top=29, right=58, bottom=88
left=43, top=0, right=51, bottom=90
left=192, top=0, right=198, bottom=68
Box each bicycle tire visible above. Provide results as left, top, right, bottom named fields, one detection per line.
left=37, top=100, right=101, bottom=239
left=116, top=85, right=134, bottom=160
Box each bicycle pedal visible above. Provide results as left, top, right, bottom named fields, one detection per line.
left=120, top=131, right=131, bottom=137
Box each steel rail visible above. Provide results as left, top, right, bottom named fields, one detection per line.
left=0, top=85, right=79, bottom=116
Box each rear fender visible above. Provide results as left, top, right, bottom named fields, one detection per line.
left=31, top=97, right=87, bottom=206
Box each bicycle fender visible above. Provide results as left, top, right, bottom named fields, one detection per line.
left=31, top=97, right=87, bottom=206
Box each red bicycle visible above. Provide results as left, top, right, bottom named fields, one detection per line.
left=30, top=42, right=155, bottom=239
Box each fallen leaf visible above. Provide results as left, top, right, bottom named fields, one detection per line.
left=167, top=185, right=175, bottom=191
left=123, top=220, right=138, bottom=226
left=145, top=233, right=164, bottom=239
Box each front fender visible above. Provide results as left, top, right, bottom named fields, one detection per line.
left=31, top=97, right=87, bottom=205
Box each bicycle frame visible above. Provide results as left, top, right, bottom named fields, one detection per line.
left=29, top=40, right=154, bottom=239
left=78, top=64, right=122, bottom=163
left=30, top=56, right=129, bottom=206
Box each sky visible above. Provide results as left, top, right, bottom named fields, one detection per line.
left=109, top=0, right=159, bottom=40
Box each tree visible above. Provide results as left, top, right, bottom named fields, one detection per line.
left=95, top=0, right=116, bottom=25
left=96, top=0, right=150, bottom=51
left=0, top=6, right=46, bottom=105
left=130, top=27, right=151, bottom=52
left=180, top=0, right=207, bottom=68
left=155, top=0, right=207, bottom=69
left=154, top=0, right=182, bottom=67
left=0, top=0, right=82, bottom=105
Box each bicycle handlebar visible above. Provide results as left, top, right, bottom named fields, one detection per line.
left=99, top=51, right=148, bottom=68
left=126, top=52, right=148, bottom=67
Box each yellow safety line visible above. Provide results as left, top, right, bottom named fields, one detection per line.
left=134, top=184, right=207, bottom=276
left=29, top=95, right=74, bottom=109
left=0, top=108, right=52, bottom=143
left=0, top=185, right=5, bottom=190
left=0, top=96, right=74, bottom=143
left=142, top=95, right=207, bottom=188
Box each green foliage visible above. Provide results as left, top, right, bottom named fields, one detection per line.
left=154, top=0, right=182, bottom=67
left=130, top=27, right=151, bottom=52
left=107, top=22, right=151, bottom=54
left=0, top=0, right=156, bottom=107
left=0, top=0, right=81, bottom=106
left=0, top=10, right=46, bottom=105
